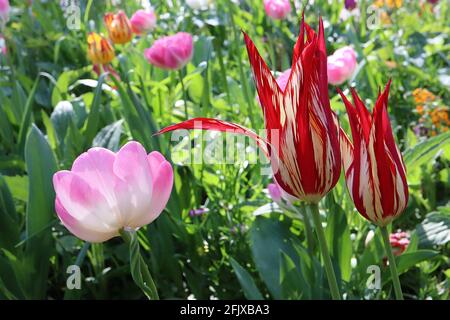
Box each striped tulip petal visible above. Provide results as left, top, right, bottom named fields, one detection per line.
left=338, top=81, right=409, bottom=226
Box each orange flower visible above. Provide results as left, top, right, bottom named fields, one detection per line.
left=87, top=32, right=115, bottom=65
left=415, top=105, right=424, bottom=115
left=104, top=11, right=133, bottom=45
left=374, top=0, right=402, bottom=8
left=413, top=88, right=435, bottom=105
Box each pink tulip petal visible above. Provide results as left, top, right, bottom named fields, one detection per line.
left=56, top=197, right=117, bottom=242
left=53, top=171, right=119, bottom=231
left=113, top=141, right=153, bottom=226
left=128, top=159, right=173, bottom=228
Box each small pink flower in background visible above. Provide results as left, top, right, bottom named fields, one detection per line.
left=130, top=9, right=157, bottom=35
left=390, top=231, right=410, bottom=256
left=264, top=0, right=291, bottom=20
left=0, top=35, right=6, bottom=55
left=53, top=141, right=173, bottom=243
left=268, top=183, right=282, bottom=203
left=327, top=46, right=357, bottom=85
left=0, top=0, right=10, bottom=24
left=144, top=32, right=193, bottom=70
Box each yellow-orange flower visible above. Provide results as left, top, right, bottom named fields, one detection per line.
left=413, top=88, right=436, bottom=105
left=374, top=0, right=402, bottom=8
left=104, top=11, right=133, bottom=45
left=87, top=32, right=115, bottom=65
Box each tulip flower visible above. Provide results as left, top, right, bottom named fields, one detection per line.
left=338, top=81, right=408, bottom=299
left=53, top=141, right=173, bottom=243
left=104, top=10, right=133, bottom=44
left=263, top=0, right=291, bottom=20
left=87, top=32, right=115, bottom=65
left=327, top=46, right=357, bottom=86
left=158, top=16, right=342, bottom=299
left=390, top=231, right=410, bottom=256
left=0, top=0, right=9, bottom=26
left=144, top=32, right=193, bottom=70
left=130, top=9, right=157, bottom=35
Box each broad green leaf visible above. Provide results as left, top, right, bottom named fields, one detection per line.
left=92, top=120, right=124, bottom=152
left=229, top=256, right=264, bottom=300
left=404, top=131, right=450, bottom=171
left=249, top=217, right=300, bottom=299
left=24, top=125, right=58, bottom=299
left=84, top=73, right=106, bottom=148
left=17, top=77, right=40, bottom=153
left=0, top=176, right=19, bottom=251
left=279, top=251, right=306, bottom=299
left=416, top=212, right=450, bottom=247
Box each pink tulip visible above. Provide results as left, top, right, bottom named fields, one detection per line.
left=0, top=0, right=9, bottom=23
left=53, top=141, right=173, bottom=243
left=264, top=0, right=291, bottom=20
left=144, top=32, right=193, bottom=70
left=130, top=9, right=157, bottom=35
left=327, top=46, right=357, bottom=85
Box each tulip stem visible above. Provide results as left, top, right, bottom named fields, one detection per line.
left=120, top=229, right=159, bottom=300
left=380, top=226, right=404, bottom=300
left=307, top=203, right=341, bottom=300
left=291, top=203, right=315, bottom=253
left=178, top=69, right=189, bottom=119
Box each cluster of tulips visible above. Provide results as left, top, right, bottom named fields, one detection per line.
left=87, top=7, right=193, bottom=76
left=53, top=10, right=410, bottom=299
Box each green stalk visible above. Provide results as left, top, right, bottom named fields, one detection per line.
left=307, top=203, right=341, bottom=300
left=178, top=69, right=189, bottom=119
left=120, top=229, right=159, bottom=300
left=380, top=226, right=404, bottom=300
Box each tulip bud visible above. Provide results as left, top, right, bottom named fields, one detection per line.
left=87, top=32, right=115, bottom=65
left=104, top=10, right=133, bottom=44
left=263, top=0, right=291, bottom=20
left=130, top=9, right=157, bottom=35
left=327, top=46, right=357, bottom=86
left=339, top=81, right=409, bottom=227
left=144, top=32, right=193, bottom=70
left=53, top=142, right=174, bottom=243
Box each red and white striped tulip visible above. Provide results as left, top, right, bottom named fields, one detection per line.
left=159, top=17, right=341, bottom=203
left=338, top=81, right=409, bottom=226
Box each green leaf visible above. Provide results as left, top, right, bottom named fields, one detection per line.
left=92, top=120, right=123, bottom=152
left=24, top=125, right=58, bottom=299
left=416, top=212, right=450, bottom=247
left=325, top=192, right=352, bottom=282
left=403, top=131, right=450, bottom=171
left=3, top=175, right=28, bottom=203
left=17, top=77, right=40, bottom=153
left=396, top=250, right=439, bottom=274
left=0, top=176, right=20, bottom=252
left=84, top=73, right=106, bottom=148
left=124, top=230, right=159, bottom=300
left=279, top=251, right=306, bottom=299
left=229, top=256, right=264, bottom=300
left=249, top=217, right=300, bottom=299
